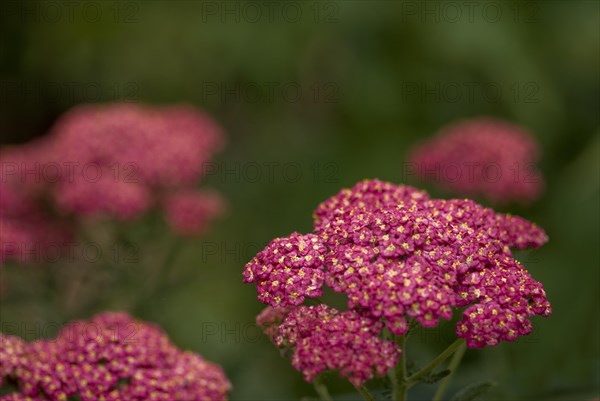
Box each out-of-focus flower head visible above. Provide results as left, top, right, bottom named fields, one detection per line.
left=0, top=145, right=72, bottom=266
left=48, top=104, right=223, bottom=185
left=0, top=312, right=231, bottom=401
left=408, top=118, right=544, bottom=204
left=245, top=179, right=551, bottom=363
left=52, top=170, right=152, bottom=220
left=46, top=103, right=224, bottom=220
left=261, top=304, right=399, bottom=387
left=0, top=103, right=226, bottom=265
left=163, top=190, right=225, bottom=236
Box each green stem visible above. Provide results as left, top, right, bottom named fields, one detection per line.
left=355, top=385, right=376, bottom=401
left=153, top=237, right=183, bottom=288
left=406, top=338, right=466, bottom=388
left=393, top=335, right=408, bottom=401
left=313, top=377, right=333, bottom=401
left=132, top=237, right=183, bottom=315
left=432, top=341, right=467, bottom=401
left=67, top=227, right=122, bottom=318
left=62, top=265, right=90, bottom=318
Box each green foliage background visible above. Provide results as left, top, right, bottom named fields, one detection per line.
left=1, top=1, right=598, bottom=400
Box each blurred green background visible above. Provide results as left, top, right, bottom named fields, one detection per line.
left=1, top=1, right=598, bottom=400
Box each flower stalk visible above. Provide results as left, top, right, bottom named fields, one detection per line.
left=432, top=340, right=467, bottom=401
left=132, top=236, right=183, bottom=314
left=393, top=335, right=408, bottom=401
left=313, top=377, right=333, bottom=401
left=355, top=385, right=376, bottom=401
left=406, top=338, right=466, bottom=388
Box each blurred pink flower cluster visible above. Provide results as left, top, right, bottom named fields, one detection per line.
left=1, top=104, right=225, bottom=264
left=246, top=179, right=551, bottom=384
left=0, top=144, right=72, bottom=266
left=408, top=118, right=544, bottom=204
left=0, top=312, right=231, bottom=401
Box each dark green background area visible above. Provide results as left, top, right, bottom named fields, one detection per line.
left=1, top=1, right=598, bottom=400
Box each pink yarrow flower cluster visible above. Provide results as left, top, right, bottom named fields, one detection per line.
left=0, top=312, right=231, bottom=401
left=408, top=118, right=544, bottom=203
left=0, top=104, right=225, bottom=264
left=0, top=335, right=27, bottom=386
left=259, top=304, right=399, bottom=386
left=245, top=179, right=550, bottom=384
left=0, top=144, right=71, bottom=265
left=46, top=104, right=224, bottom=222
left=243, top=233, right=327, bottom=307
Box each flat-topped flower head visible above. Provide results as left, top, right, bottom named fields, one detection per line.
left=456, top=257, right=551, bottom=347
left=313, top=178, right=429, bottom=229
left=46, top=103, right=224, bottom=220
left=273, top=305, right=399, bottom=386
left=246, top=180, right=550, bottom=351
left=408, top=118, right=544, bottom=204
left=2, top=312, right=230, bottom=401
left=171, top=351, right=232, bottom=401
left=0, top=335, right=27, bottom=386
left=48, top=103, right=223, bottom=187
left=313, top=182, right=548, bottom=338
left=1, top=103, right=225, bottom=266
left=243, top=233, right=327, bottom=307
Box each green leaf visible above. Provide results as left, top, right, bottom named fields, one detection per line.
left=422, top=369, right=451, bottom=384
left=450, top=381, right=496, bottom=401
